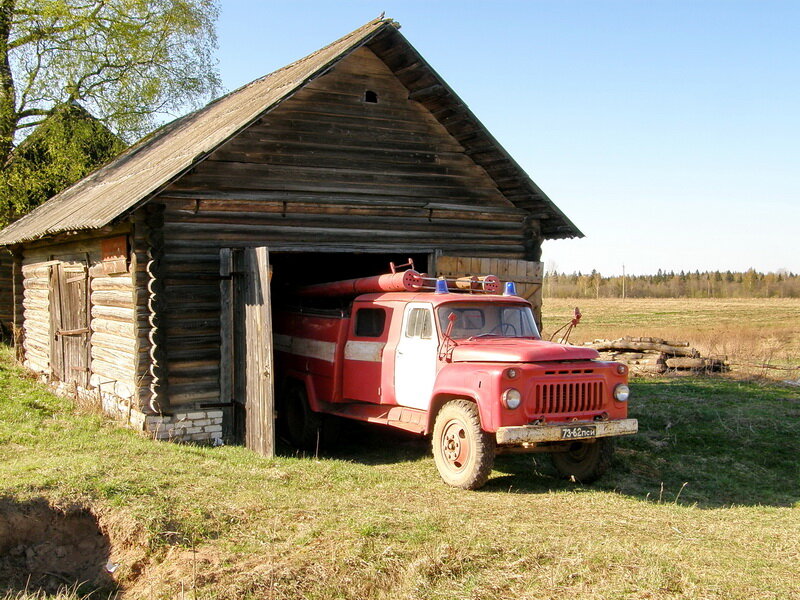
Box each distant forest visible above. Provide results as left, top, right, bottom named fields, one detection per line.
left=543, top=269, right=800, bottom=298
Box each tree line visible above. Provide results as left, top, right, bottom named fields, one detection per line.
left=543, top=269, right=800, bottom=298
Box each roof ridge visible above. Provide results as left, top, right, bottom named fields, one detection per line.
left=221, top=16, right=395, bottom=100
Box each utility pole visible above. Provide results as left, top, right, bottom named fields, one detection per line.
left=622, top=264, right=626, bottom=300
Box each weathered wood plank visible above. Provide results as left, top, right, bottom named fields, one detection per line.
left=161, top=197, right=524, bottom=221
left=172, top=171, right=506, bottom=204
left=48, top=265, right=63, bottom=380
left=240, top=247, right=274, bottom=457
left=91, top=304, right=135, bottom=323
left=168, top=387, right=219, bottom=404
left=91, top=276, right=134, bottom=291
left=91, top=319, right=135, bottom=337
left=91, top=346, right=138, bottom=368
left=91, top=290, right=134, bottom=308
left=220, top=133, right=464, bottom=162
left=219, top=250, right=233, bottom=405
left=163, top=209, right=522, bottom=232
left=161, top=223, right=522, bottom=243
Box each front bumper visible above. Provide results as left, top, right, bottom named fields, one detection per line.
left=495, top=418, right=638, bottom=445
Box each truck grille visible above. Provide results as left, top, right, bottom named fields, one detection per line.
left=532, top=381, right=605, bottom=414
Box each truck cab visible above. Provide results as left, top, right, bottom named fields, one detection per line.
left=274, top=274, right=637, bottom=489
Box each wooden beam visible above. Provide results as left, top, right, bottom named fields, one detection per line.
left=408, top=84, right=444, bottom=101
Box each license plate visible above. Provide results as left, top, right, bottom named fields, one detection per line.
left=561, top=425, right=596, bottom=440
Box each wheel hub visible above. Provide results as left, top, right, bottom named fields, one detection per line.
left=441, top=420, right=470, bottom=470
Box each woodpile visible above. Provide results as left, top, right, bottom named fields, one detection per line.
left=584, top=336, right=728, bottom=374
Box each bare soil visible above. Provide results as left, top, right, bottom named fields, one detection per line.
left=0, top=497, right=116, bottom=597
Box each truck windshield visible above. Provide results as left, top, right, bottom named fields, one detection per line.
left=436, top=302, right=541, bottom=340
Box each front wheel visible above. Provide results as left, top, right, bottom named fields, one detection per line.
left=550, top=438, right=614, bottom=483
left=432, top=400, right=495, bottom=490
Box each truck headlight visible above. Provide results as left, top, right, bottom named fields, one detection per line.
left=502, top=388, right=522, bottom=409
left=614, top=384, right=630, bottom=402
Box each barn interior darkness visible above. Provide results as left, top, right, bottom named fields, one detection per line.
left=263, top=251, right=430, bottom=446
left=269, top=251, right=430, bottom=311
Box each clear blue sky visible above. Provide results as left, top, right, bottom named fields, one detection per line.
left=216, top=1, right=799, bottom=276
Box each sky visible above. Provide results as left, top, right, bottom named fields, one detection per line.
left=215, top=1, right=799, bottom=276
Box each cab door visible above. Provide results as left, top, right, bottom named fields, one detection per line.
left=342, top=305, right=389, bottom=403
left=394, top=303, right=438, bottom=410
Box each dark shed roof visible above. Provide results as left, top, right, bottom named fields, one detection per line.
left=0, top=17, right=582, bottom=246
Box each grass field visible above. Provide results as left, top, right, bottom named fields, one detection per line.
left=542, top=298, right=800, bottom=378
left=1, top=342, right=799, bottom=599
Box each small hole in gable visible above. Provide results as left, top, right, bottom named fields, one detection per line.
left=364, top=90, right=378, bottom=104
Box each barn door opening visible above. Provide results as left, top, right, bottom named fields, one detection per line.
left=220, top=247, right=274, bottom=457
left=49, top=256, right=90, bottom=388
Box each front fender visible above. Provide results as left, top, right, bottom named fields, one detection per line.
left=429, top=363, right=504, bottom=433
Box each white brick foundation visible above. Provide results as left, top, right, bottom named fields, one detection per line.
left=143, top=410, right=224, bottom=442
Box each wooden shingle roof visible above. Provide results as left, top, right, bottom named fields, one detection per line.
left=0, top=16, right=581, bottom=245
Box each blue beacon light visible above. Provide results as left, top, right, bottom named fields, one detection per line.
left=503, top=281, right=518, bottom=296
left=435, top=278, right=449, bottom=294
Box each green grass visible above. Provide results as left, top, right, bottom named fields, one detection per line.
left=1, top=346, right=799, bottom=599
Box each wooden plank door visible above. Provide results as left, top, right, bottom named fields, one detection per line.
left=221, top=247, right=274, bottom=457
left=49, top=257, right=90, bottom=387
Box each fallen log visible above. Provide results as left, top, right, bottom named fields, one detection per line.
left=614, top=352, right=644, bottom=360
left=590, top=339, right=699, bottom=357
left=622, top=336, right=689, bottom=347
left=666, top=357, right=707, bottom=369
left=630, top=363, right=667, bottom=374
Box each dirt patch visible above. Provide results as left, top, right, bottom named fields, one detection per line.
left=0, top=497, right=117, bottom=597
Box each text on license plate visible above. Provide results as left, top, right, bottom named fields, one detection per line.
left=561, top=425, right=597, bottom=440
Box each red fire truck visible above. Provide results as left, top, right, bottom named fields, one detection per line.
left=274, top=268, right=637, bottom=489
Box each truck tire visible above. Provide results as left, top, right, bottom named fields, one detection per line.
left=550, top=438, right=614, bottom=483
left=432, top=399, right=496, bottom=490
left=282, top=383, right=322, bottom=452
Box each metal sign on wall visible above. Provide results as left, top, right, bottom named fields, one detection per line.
left=100, top=235, right=128, bottom=275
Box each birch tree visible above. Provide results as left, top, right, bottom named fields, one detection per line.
left=0, top=0, right=220, bottom=165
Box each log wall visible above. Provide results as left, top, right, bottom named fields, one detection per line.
left=20, top=228, right=139, bottom=402
left=20, top=257, right=50, bottom=373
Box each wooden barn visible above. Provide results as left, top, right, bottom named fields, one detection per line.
left=0, top=17, right=582, bottom=453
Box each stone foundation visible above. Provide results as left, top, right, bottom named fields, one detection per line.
left=45, top=377, right=223, bottom=444
left=142, top=409, right=224, bottom=442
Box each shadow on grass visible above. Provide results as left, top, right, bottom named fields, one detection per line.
left=276, top=419, right=430, bottom=465
left=279, top=377, right=800, bottom=508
